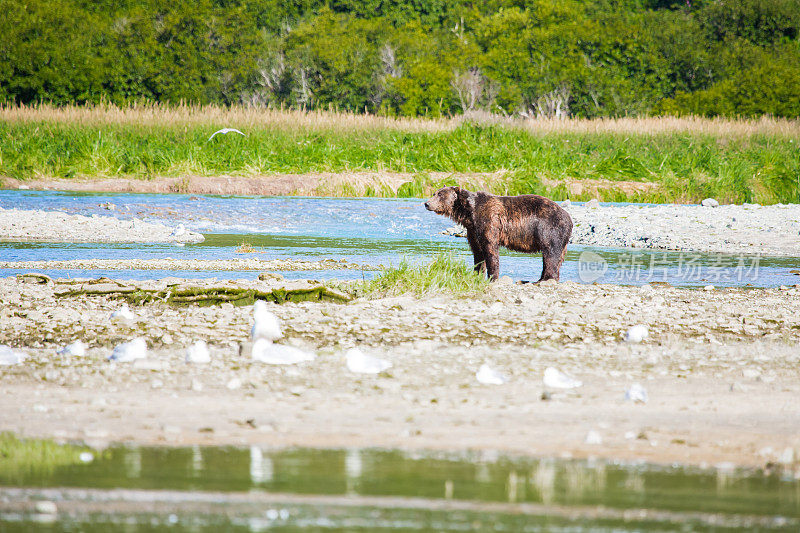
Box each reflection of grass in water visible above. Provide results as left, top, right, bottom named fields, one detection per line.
left=362, top=253, right=490, bottom=296
left=0, top=432, right=91, bottom=483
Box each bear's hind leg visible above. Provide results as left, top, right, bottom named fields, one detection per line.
left=539, top=248, right=564, bottom=282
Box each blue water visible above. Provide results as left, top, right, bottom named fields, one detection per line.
left=2, top=190, right=799, bottom=286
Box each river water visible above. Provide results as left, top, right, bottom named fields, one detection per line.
left=2, top=190, right=799, bottom=287
left=1, top=444, right=798, bottom=531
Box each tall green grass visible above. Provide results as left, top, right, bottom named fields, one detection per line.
left=1, top=116, right=798, bottom=203
left=361, top=253, right=491, bottom=296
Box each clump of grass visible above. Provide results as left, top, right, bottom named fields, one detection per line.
left=236, top=241, right=257, bottom=253
left=362, top=253, right=490, bottom=297
left=0, top=432, right=93, bottom=483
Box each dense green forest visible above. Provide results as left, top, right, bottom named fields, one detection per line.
left=2, top=0, right=799, bottom=118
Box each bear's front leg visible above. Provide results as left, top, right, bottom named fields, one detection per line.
left=484, top=241, right=500, bottom=281
left=476, top=223, right=501, bottom=281
left=466, top=229, right=486, bottom=273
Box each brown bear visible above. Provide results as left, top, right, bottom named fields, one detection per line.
left=425, top=186, right=572, bottom=282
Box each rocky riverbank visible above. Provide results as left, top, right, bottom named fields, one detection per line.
left=0, top=258, right=378, bottom=272
left=0, top=207, right=203, bottom=243
left=1, top=275, right=799, bottom=470
left=565, top=201, right=800, bottom=256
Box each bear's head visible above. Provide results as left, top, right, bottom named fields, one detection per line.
left=424, top=186, right=461, bottom=215
left=425, top=186, right=475, bottom=225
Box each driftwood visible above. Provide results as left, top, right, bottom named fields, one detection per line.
left=54, top=284, right=351, bottom=306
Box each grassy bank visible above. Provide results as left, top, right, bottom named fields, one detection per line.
left=361, top=253, right=491, bottom=297
left=1, top=105, right=798, bottom=203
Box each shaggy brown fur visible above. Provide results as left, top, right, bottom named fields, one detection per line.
left=425, top=187, right=573, bottom=281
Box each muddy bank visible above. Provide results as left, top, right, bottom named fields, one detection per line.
left=1, top=276, right=799, bottom=470
left=0, top=207, right=203, bottom=244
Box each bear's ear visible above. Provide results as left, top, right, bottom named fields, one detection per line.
left=455, top=187, right=474, bottom=208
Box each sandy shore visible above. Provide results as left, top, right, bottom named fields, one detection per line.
left=2, top=276, right=799, bottom=470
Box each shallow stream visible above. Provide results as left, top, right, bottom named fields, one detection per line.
left=2, top=190, right=799, bottom=286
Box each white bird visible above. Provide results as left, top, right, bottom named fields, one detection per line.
left=185, top=340, right=210, bottom=364
left=543, top=367, right=582, bottom=389
left=624, top=383, right=648, bottom=403
left=170, top=224, right=187, bottom=238
left=208, top=128, right=245, bottom=141
left=110, top=304, right=135, bottom=321
left=0, top=345, right=24, bottom=365
left=251, top=301, right=283, bottom=341
left=585, top=430, right=603, bottom=445
left=58, top=340, right=87, bottom=357
left=624, top=324, right=649, bottom=343
left=345, top=348, right=391, bottom=374
left=251, top=338, right=314, bottom=364
left=109, top=338, right=147, bottom=362
left=476, top=364, right=507, bottom=385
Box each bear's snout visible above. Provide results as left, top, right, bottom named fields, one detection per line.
left=424, top=201, right=431, bottom=210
